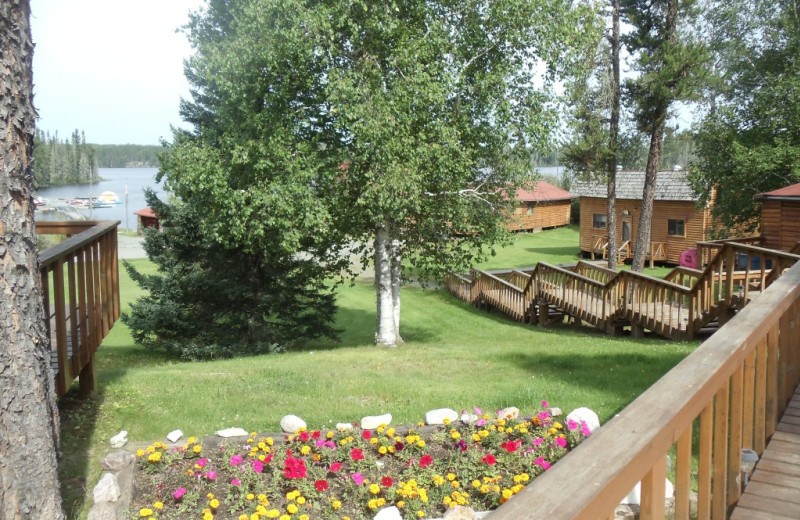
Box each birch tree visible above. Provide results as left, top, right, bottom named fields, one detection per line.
left=0, top=1, right=65, bottom=517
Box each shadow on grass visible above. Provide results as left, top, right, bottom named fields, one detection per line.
left=524, top=245, right=581, bottom=258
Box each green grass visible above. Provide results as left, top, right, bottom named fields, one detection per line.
left=56, top=227, right=699, bottom=518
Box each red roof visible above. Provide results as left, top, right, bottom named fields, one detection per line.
left=755, top=182, right=800, bottom=199
left=515, top=181, right=575, bottom=202
left=134, top=207, right=157, bottom=218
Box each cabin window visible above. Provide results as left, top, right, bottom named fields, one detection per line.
left=526, top=202, right=534, bottom=215
left=668, top=219, right=685, bottom=237
left=592, top=213, right=607, bottom=229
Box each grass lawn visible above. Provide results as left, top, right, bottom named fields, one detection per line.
left=56, top=226, right=697, bottom=519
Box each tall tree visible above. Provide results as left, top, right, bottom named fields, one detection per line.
left=162, top=0, right=592, bottom=347
left=0, top=1, right=65, bottom=517
left=622, top=0, right=707, bottom=271
left=691, top=0, right=800, bottom=233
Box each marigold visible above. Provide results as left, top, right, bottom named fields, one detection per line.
left=369, top=484, right=381, bottom=495
left=332, top=500, right=342, bottom=510
left=139, top=509, right=153, bottom=518
left=153, top=502, right=163, bottom=510
left=210, top=498, right=220, bottom=508
left=287, top=504, right=298, bottom=514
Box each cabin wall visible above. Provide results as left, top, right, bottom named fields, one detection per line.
left=507, top=200, right=572, bottom=231
left=578, top=197, right=712, bottom=263
left=761, top=200, right=800, bottom=251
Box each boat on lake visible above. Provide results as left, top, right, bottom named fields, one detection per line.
left=97, top=191, right=122, bottom=204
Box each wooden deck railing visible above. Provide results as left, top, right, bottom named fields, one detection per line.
left=697, top=236, right=764, bottom=267
left=38, top=220, right=120, bottom=397
left=488, top=257, right=800, bottom=520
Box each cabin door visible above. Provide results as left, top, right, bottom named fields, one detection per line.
left=622, top=220, right=631, bottom=242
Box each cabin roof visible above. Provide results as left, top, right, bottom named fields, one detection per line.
left=570, top=170, right=697, bottom=201
left=516, top=181, right=576, bottom=202
left=134, top=207, right=157, bottom=218
left=754, top=182, right=800, bottom=200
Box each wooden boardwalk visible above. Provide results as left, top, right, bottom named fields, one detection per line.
left=731, top=390, right=800, bottom=520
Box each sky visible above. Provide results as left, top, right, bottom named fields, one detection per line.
left=30, top=0, right=205, bottom=145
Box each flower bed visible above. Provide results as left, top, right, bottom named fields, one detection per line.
left=131, top=402, right=591, bottom=520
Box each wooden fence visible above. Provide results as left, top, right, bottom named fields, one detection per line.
left=38, top=220, right=120, bottom=397
left=488, top=256, right=800, bottom=520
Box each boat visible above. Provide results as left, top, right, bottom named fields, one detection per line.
left=97, top=191, right=122, bottom=204
left=65, top=197, right=112, bottom=209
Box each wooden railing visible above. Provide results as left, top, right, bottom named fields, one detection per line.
left=38, top=220, right=120, bottom=397
left=489, top=258, right=800, bottom=520
left=446, top=242, right=800, bottom=341
left=697, top=236, right=764, bottom=268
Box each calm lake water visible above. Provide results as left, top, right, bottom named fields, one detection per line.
left=35, top=167, right=167, bottom=231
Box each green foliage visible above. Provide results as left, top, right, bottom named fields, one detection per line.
left=691, top=0, right=800, bottom=233
left=32, top=129, right=98, bottom=188
left=91, top=144, right=162, bottom=167
left=121, top=190, right=340, bottom=360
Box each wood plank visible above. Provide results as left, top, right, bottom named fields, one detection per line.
left=771, top=430, right=800, bottom=445
left=732, top=494, right=800, bottom=519
left=742, top=480, right=800, bottom=504
left=751, top=469, right=800, bottom=489
left=755, top=458, right=800, bottom=478
left=777, top=422, right=800, bottom=435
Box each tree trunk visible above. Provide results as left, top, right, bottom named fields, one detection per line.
left=374, top=221, right=402, bottom=346
left=0, top=1, right=66, bottom=518
left=631, top=126, right=666, bottom=272
left=606, top=0, right=621, bottom=270
left=390, top=236, right=403, bottom=343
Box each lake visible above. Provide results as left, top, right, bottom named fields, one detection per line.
left=35, top=168, right=167, bottom=232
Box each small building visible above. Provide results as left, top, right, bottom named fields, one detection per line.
left=134, top=207, right=159, bottom=236
left=506, top=181, right=575, bottom=232
left=755, top=182, right=800, bottom=252
left=571, top=170, right=713, bottom=265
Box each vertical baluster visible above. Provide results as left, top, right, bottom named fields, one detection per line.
left=727, top=366, right=744, bottom=508
left=712, top=382, right=730, bottom=520
left=640, top=455, right=667, bottom=520
left=698, top=404, right=713, bottom=520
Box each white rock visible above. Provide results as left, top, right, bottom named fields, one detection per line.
left=216, top=427, right=249, bottom=437
left=497, top=407, right=519, bottom=420
left=444, top=505, right=477, bottom=519
left=461, top=412, right=479, bottom=424
left=87, top=502, right=117, bottom=520
left=548, top=407, right=563, bottom=417
left=566, top=407, right=601, bottom=433
left=167, top=429, right=184, bottom=443
left=109, top=430, right=127, bottom=448
left=620, top=479, right=675, bottom=505
left=100, top=451, right=134, bottom=472
left=373, top=506, right=403, bottom=520
left=425, top=408, right=459, bottom=425
left=336, top=422, right=354, bottom=432
left=280, top=415, right=307, bottom=433
left=361, top=413, right=392, bottom=430
left=92, top=473, right=120, bottom=504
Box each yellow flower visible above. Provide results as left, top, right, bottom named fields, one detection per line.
left=135, top=449, right=145, bottom=457
left=300, top=516, right=309, bottom=520
left=417, top=440, right=426, bottom=448
left=388, top=446, right=395, bottom=454
left=287, top=504, right=298, bottom=514
left=443, top=497, right=452, bottom=505
left=147, top=452, right=162, bottom=463
left=386, top=427, right=395, bottom=437
left=432, top=475, right=445, bottom=486
left=207, top=493, right=215, bottom=499
left=203, top=513, right=214, bottom=520
left=265, top=510, right=280, bottom=519
left=368, top=499, right=379, bottom=509
left=502, top=488, right=513, bottom=499
left=250, top=515, right=259, bottom=520
left=451, top=480, right=461, bottom=489
left=450, top=431, right=461, bottom=440
left=153, top=501, right=163, bottom=510
left=443, top=417, right=451, bottom=426
left=300, top=445, right=311, bottom=455
left=266, top=437, right=274, bottom=445
left=554, top=422, right=563, bottom=429
left=379, top=446, right=388, bottom=455
left=332, top=500, right=342, bottom=510
left=446, top=473, right=456, bottom=481
left=369, top=483, right=381, bottom=495
left=187, top=436, right=197, bottom=444
left=193, top=445, right=202, bottom=454
left=397, top=501, right=405, bottom=509
left=239, top=515, right=250, bottom=520
left=139, top=509, right=153, bottom=518
left=256, top=505, right=268, bottom=514
left=280, top=515, right=291, bottom=520
left=327, top=430, right=335, bottom=438
left=246, top=493, right=255, bottom=501
left=296, top=496, right=306, bottom=505
left=417, top=511, right=426, bottom=518
left=370, top=438, right=379, bottom=446
left=210, top=498, right=220, bottom=509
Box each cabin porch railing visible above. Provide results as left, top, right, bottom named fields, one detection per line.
left=488, top=258, right=800, bottom=520
left=37, top=220, right=120, bottom=397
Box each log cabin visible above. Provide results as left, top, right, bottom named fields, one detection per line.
left=754, top=182, right=800, bottom=252
left=134, top=207, right=160, bottom=235
left=571, top=170, right=713, bottom=265
left=506, top=181, right=575, bottom=232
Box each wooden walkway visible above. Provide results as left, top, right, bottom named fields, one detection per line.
left=731, top=389, right=800, bottom=519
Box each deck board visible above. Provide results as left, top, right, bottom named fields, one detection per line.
left=732, top=391, right=800, bottom=519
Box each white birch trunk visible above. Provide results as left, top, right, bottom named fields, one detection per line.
left=374, top=222, right=399, bottom=346
left=390, top=235, right=403, bottom=344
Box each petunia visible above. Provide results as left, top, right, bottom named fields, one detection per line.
left=581, top=421, right=592, bottom=437
left=206, top=470, right=217, bottom=480
left=541, top=400, right=549, bottom=409
left=350, top=448, right=364, bottom=460
left=501, top=440, right=521, bottom=453
left=231, top=478, right=241, bottom=486
left=196, top=458, right=207, bottom=468
left=230, top=454, right=243, bottom=466
left=315, top=479, right=329, bottom=491
left=352, top=473, right=365, bottom=485
left=532, top=437, right=544, bottom=446
left=330, top=461, right=343, bottom=472
left=173, top=488, right=186, bottom=500
left=419, top=455, right=433, bottom=468
left=567, top=419, right=579, bottom=431
left=481, top=454, right=497, bottom=465
left=252, top=460, right=264, bottom=473
left=362, top=430, right=372, bottom=440
left=555, top=437, right=568, bottom=448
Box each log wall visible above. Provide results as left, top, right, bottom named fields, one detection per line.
left=507, top=200, right=572, bottom=232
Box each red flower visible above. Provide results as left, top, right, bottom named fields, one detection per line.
left=381, top=476, right=394, bottom=487
left=501, top=440, right=521, bottom=453
left=350, top=448, right=364, bottom=461
left=311, top=431, right=321, bottom=440
left=419, top=455, right=433, bottom=468
left=481, top=454, right=497, bottom=465
left=330, top=462, right=343, bottom=472
left=315, top=479, right=329, bottom=491
left=362, top=430, right=372, bottom=440
left=283, top=453, right=307, bottom=479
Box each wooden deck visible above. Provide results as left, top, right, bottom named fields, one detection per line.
left=731, top=389, right=800, bottom=519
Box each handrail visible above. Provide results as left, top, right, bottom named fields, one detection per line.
left=38, top=220, right=120, bottom=397
left=489, top=258, right=800, bottom=520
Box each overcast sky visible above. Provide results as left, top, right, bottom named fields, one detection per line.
left=30, top=0, right=205, bottom=145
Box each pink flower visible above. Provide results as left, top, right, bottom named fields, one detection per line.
left=567, top=419, right=579, bottom=431
left=230, top=454, right=243, bottom=466
left=475, top=418, right=487, bottom=427
left=555, top=437, right=567, bottom=448
left=173, top=488, right=186, bottom=500
left=362, top=430, right=372, bottom=440
left=581, top=421, right=592, bottom=437
left=541, top=400, right=549, bottom=409
left=330, top=462, right=343, bottom=472
left=196, top=458, right=207, bottom=468
left=538, top=411, right=550, bottom=422
left=206, top=470, right=217, bottom=480
left=252, top=460, right=263, bottom=473
left=474, top=407, right=482, bottom=415
left=351, top=473, right=365, bottom=485
left=299, top=431, right=310, bottom=442
left=231, top=478, right=241, bottom=486
left=419, top=455, right=433, bottom=468
left=532, top=437, right=544, bottom=446
left=481, top=454, right=497, bottom=465
left=350, top=448, right=364, bottom=460
left=501, top=440, right=521, bottom=453
left=534, top=457, right=551, bottom=470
